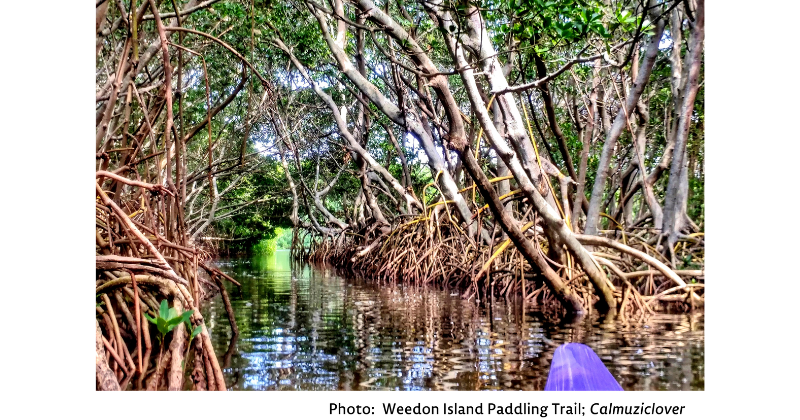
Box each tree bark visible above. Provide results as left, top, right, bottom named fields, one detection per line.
left=167, top=299, right=187, bottom=391
left=585, top=13, right=666, bottom=235
left=304, top=4, right=477, bottom=238
left=439, top=19, right=616, bottom=311
left=662, top=0, right=704, bottom=261
left=571, top=59, right=602, bottom=231
left=96, top=320, right=121, bottom=391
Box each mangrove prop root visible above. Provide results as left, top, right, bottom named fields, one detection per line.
left=97, top=167, right=230, bottom=390
left=146, top=349, right=172, bottom=391
left=102, top=335, right=129, bottom=377
left=302, top=210, right=703, bottom=315
left=214, top=275, right=239, bottom=336
left=192, top=338, right=208, bottom=391
left=96, top=320, right=121, bottom=391
left=167, top=298, right=187, bottom=391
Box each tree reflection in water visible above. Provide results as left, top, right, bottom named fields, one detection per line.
left=202, top=251, right=704, bottom=391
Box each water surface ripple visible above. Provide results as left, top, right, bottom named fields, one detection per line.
left=203, top=251, right=704, bottom=391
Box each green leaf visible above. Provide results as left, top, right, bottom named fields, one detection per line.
left=524, top=26, right=534, bottom=39
left=191, top=325, right=203, bottom=340
left=144, top=313, right=157, bottom=325
left=157, top=318, right=169, bottom=336
left=159, top=299, right=169, bottom=320
left=180, top=309, right=195, bottom=325
left=166, top=317, right=183, bottom=331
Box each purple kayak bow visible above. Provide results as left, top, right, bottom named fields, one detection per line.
left=545, top=343, right=623, bottom=391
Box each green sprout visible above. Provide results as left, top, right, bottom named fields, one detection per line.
left=144, top=299, right=194, bottom=345
left=143, top=299, right=199, bottom=388
left=182, top=318, right=204, bottom=373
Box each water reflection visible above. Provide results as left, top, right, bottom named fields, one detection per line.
left=203, top=250, right=704, bottom=391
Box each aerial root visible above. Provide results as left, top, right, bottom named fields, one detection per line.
left=96, top=172, right=235, bottom=390
left=300, top=214, right=703, bottom=316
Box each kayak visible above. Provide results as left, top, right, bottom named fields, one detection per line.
left=545, top=343, right=623, bottom=391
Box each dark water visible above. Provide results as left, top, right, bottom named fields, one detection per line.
left=203, top=250, right=704, bottom=391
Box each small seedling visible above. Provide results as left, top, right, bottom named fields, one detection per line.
left=144, top=299, right=196, bottom=388
left=182, top=319, right=204, bottom=372
left=144, top=299, right=194, bottom=345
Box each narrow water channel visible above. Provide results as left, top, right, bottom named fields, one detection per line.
left=203, top=250, right=704, bottom=391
